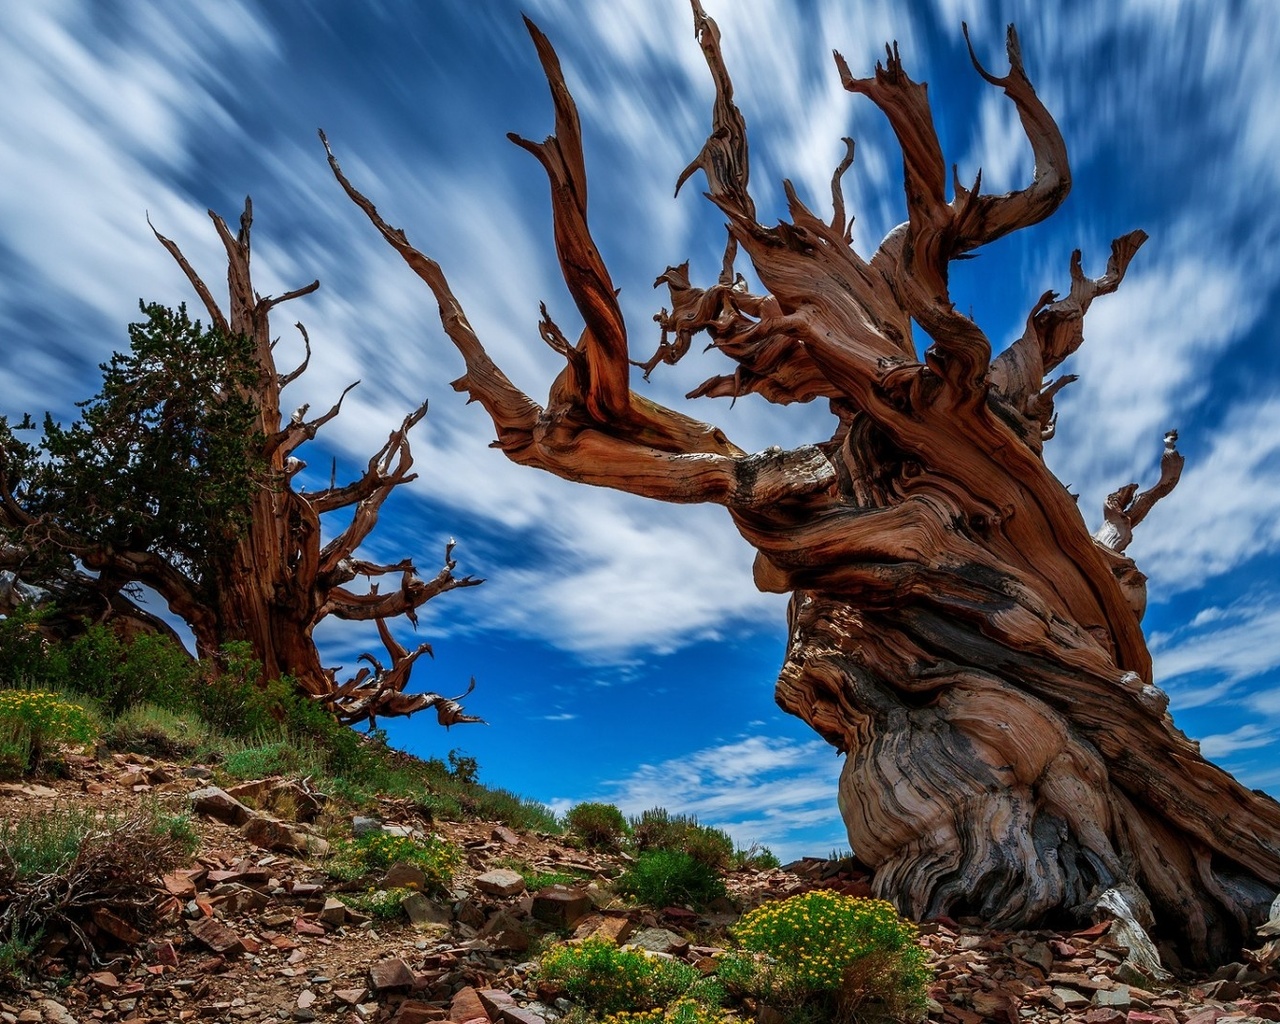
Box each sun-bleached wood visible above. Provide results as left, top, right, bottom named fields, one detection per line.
left=328, top=5, right=1280, bottom=965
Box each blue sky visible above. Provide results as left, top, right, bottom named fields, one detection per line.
left=2, top=1, right=1279, bottom=863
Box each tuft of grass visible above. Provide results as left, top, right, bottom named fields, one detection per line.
left=342, top=887, right=414, bottom=921
left=100, top=702, right=209, bottom=759
left=221, top=739, right=327, bottom=781
left=0, top=805, right=103, bottom=877
left=615, top=849, right=727, bottom=911
left=733, top=844, right=781, bottom=870
left=0, top=804, right=196, bottom=985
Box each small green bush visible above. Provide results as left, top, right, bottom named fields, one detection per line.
left=615, top=849, right=726, bottom=910
left=537, top=936, right=700, bottom=1014
left=629, top=807, right=733, bottom=869
left=327, top=830, right=460, bottom=894
left=0, top=690, right=96, bottom=776
left=719, top=890, right=930, bottom=1023
left=733, top=844, right=781, bottom=870
left=566, top=801, right=628, bottom=850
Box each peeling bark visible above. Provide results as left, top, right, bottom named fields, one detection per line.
left=330, top=6, right=1280, bottom=965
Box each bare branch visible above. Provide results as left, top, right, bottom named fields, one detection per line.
left=279, top=322, right=313, bottom=388
left=1095, top=431, right=1185, bottom=553
left=146, top=215, right=229, bottom=336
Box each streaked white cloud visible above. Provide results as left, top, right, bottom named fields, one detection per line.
left=1197, top=722, right=1276, bottom=760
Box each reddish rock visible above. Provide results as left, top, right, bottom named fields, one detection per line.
left=1124, top=1014, right=1167, bottom=1024
left=189, top=786, right=253, bottom=826
left=86, top=971, right=119, bottom=990
left=477, top=990, right=518, bottom=1019
left=392, top=1001, right=449, bottom=1024
left=531, top=886, right=591, bottom=928
left=162, top=871, right=198, bottom=897
left=370, top=957, right=417, bottom=991
left=450, top=985, right=491, bottom=1023
left=294, top=917, right=326, bottom=936
left=383, top=860, right=428, bottom=890
left=91, top=907, right=143, bottom=943
left=492, top=826, right=520, bottom=845
left=187, top=917, right=246, bottom=956
left=241, top=814, right=304, bottom=853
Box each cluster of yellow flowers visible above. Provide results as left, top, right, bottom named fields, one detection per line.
left=731, top=890, right=922, bottom=992
left=0, top=689, right=95, bottom=744
left=602, top=998, right=731, bottom=1024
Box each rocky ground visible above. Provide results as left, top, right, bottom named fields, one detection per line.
left=2, top=754, right=1278, bottom=1024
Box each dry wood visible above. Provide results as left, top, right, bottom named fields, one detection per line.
left=329, top=4, right=1280, bottom=965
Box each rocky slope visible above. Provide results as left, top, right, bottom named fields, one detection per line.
left=2, top=754, right=1279, bottom=1024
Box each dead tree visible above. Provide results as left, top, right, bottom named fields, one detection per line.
left=1, top=201, right=483, bottom=728
left=326, top=5, right=1280, bottom=965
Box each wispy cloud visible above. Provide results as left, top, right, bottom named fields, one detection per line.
left=1196, top=722, right=1276, bottom=760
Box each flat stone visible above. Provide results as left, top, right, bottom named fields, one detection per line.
left=187, top=917, right=246, bottom=956
left=491, top=826, right=520, bottom=845
left=501, top=1008, right=547, bottom=1024
left=1052, top=988, right=1090, bottom=1010
left=627, top=927, right=688, bottom=955
left=351, top=815, right=382, bottom=836
left=1202, top=979, right=1242, bottom=1001
left=401, top=892, right=451, bottom=927
left=86, top=971, right=119, bottom=990
left=296, top=989, right=316, bottom=1009
left=1083, top=1011, right=1127, bottom=1024
left=190, top=786, right=253, bottom=826
left=477, top=990, right=518, bottom=1020
left=242, top=814, right=305, bottom=853
left=369, top=957, right=417, bottom=991
left=333, top=988, right=369, bottom=1005
left=162, top=871, right=198, bottom=898
left=91, top=906, right=143, bottom=943
left=1093, top=985, right=1132, bottom=1009
left=293, top=917, right=326, bottom=936
left=37, top=1001, right=78, bottom=1024
left=475, top=869, right=526, bottom=897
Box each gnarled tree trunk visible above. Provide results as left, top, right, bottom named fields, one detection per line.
left=2, top=201, right=483, bottom=729
left=327, top=4, right=1280, bottom=965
